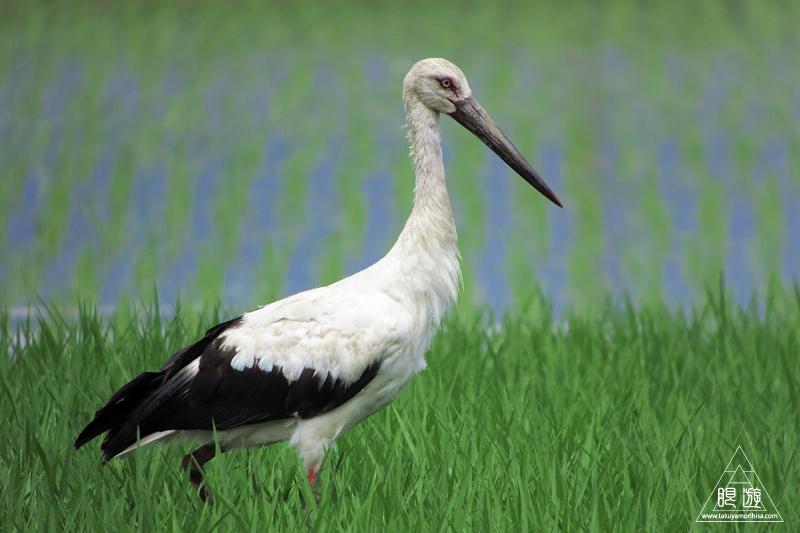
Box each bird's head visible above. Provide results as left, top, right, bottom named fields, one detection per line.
left=404, top=58, right=562, bottom=208
left=403, top=58, right=472, bottom=114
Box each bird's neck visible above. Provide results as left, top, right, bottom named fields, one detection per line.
left=384, top=100, right=461, bottom=326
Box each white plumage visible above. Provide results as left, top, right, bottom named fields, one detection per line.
left=75, top=58, right=561, bottom=503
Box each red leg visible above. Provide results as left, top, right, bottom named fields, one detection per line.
left=308, top=469, right=317, bottom=487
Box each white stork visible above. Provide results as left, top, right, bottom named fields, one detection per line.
left=75, top=58, right=562, bottom=503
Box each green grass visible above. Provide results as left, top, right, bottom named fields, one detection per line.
left=1, top=1, right=798, bottom=529
left=1, top=286, right=798, bottom=531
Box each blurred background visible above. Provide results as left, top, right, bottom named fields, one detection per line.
left=1, top=0, right=798, bottom=317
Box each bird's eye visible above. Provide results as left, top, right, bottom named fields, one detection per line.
left=439, top=78, right=452, bottom=89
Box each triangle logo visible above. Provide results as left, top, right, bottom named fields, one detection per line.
left=696, top=446, right=783, bottom=522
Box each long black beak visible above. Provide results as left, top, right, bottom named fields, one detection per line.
left=448, top=96, right=562, bottom=208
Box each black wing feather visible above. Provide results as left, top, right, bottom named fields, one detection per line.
left=74, top=316, right=245, bottom=456
left=75, top=315, right=382, bottom=462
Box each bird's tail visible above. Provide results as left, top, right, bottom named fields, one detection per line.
left=75, top=315, right=243, bottom=461
left=74, top=370, right=163, bottom=462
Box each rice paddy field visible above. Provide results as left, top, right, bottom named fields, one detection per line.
left=1, top=0, right=799, bottom=531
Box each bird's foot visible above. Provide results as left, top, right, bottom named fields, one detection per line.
left=196, top=481, right=215, bottom=507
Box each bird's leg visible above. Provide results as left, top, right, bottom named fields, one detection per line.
left=181, top=442, right=217, bottom=505
left=302, top=468, right=320, bottom=528
left=309, top=468, right=321, bottom=507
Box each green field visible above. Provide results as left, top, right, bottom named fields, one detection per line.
left=2, top=0, right=799, bottom=530
left=2, top=287, right=798, bottom=531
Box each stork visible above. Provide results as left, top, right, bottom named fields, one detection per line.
left=75, top=58, right=562, bottom=504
